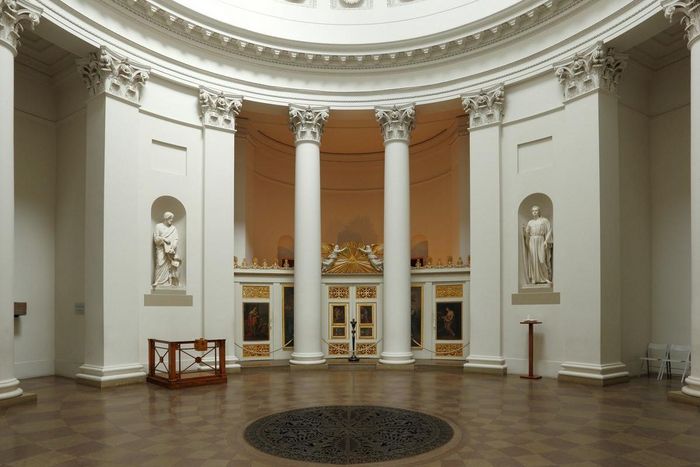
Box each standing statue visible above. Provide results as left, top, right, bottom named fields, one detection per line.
left=358, top=244, right=383, bottom=272
left=522, top=205, right=552, bottom=285
left=322, top=244, right=347, bottom=272
left=152, top=211, right=181, bottom=288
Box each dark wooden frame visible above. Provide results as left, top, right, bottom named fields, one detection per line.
left=147, top=338, right=227, bottom=389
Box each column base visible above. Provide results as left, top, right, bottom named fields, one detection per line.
left=669, top=383, right=700, bottom=406
left=289, top=352, right=327, bottom=366
left=680, top=375, right=700, bottom=398
left=464, top=355, right=507, bottom=375
left=0, top=378, right=24, bottom=400
left=557, top=361, right=629, bottom=386
left=76, top=363, right=146, bottom=388
left=378, top=351, right=415, bottom=365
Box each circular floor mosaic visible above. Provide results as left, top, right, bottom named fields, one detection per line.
left=243, top=405, right=454, bottom=464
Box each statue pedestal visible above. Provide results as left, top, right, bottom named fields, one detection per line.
left=144, top=287, right=193, bottom=306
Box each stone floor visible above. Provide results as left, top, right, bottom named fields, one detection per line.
left=1, top=368, right=699, bottom=466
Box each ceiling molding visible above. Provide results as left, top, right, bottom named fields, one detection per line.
left=109, top=0, right=587, bottom=70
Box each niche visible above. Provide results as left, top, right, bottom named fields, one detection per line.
left=145, top=196, right=192, bottom=306
left=512, top=193, right=560, bottom=305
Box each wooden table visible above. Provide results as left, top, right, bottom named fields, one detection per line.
left=520, top=319, right=542, bottom=380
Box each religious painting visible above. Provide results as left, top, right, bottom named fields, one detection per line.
left=283, top=286, right=294, bottom=349
left=410, top=286, right=423, bottom=348
left=436, top=302, right=462, bottom=341
left=243, top=302, right=270, bottom=342
left=358, top=304, right=374, bottom=325
left=332, top=304, right=347, bottom=325
left=332, top=326, right=346, bottom=339
left=359, top=326, right=374, bottom=340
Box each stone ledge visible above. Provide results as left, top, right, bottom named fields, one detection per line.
left=144, top=293, right=193, bottom=307
left=511, top=291, right=560, bottom=305
left=558, top=373, right=629, bottom=387
left=0, top=393, right=37, bottom=408
left=668, top=391, right=700, bottom=407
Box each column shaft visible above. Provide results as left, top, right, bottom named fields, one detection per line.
left=0, top=44, right=22, bottom=400
left=683, top=42, right=700, bottom=397
left=380, top=139, right=414, bottom=364
left=291, top=140, right=325, bottom=364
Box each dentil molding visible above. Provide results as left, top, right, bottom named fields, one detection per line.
left=109, top=0, right=585, bottom=70
left=461, top=84, right=505, bottom=129
left=289, top=104, right=330, bottom=144
left=554, top=41, right=627, bottom=102
left=198, top=87, right=243, bottom=131
left=375, top=104, right=416, bottom=143
left=663, top=0, right=700, bottom=47
left=0, top=0, right=40, bottom=55
left=77, top=46, right=150, bottom=103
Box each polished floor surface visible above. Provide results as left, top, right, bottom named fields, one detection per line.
left=1, top=368, right=699, bottom=466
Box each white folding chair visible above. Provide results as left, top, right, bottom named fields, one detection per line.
left=659, top=344, right=691, bottom=383
left=639, top=343, right=669, bottom=380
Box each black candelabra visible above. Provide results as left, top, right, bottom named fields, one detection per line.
left=349, top=318, right=359, bottom=362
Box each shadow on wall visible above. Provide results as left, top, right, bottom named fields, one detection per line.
left=336, top=216, right=379, bottom=244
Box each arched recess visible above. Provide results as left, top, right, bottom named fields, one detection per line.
left=518, top=193, right=554, bottom=290
left=277, top=235, right=294, bottom=265
left=151, top=196, right=187, bottom=288
left=411, top=234, right=428, bottom=266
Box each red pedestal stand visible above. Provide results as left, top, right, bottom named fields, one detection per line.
left=520, top=319, right=542, bottom=380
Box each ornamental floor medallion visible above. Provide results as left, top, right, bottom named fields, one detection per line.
left=243, top=405, right=454, bottom=464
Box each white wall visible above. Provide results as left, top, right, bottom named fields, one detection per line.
left=13, top=65, right=57, bottom=378
left=649, top=57, right=691, bottom=347
left=54, top=74, right=87, bottom=377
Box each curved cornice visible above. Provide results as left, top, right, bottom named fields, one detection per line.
left=110, top=0, right=587, bottom=70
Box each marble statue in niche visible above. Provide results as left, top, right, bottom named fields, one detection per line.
left=152, top=211, right=181, bottom=288
left=522, top=205, right=552, bottom=285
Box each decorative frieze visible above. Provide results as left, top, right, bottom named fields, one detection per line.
left=436, top=343, right=463, bottom=357
left=356, top=286, right=377, bottom=299
left=0, top=0, right=40, bottom=55
left=554, top=41, right=627, bottom=102
left=243, top=344, right=270, bottom=358
left=289, top=104, right=330, bottom=144
left=77, top=47, right=150, bottom=104
left=328, top=343, right=349, bottom=355
left=461, top=84, right=505, bottom=129
left=664, top=0, right=700, bottom=47
left=436, top=284, right=463, bottom=299
left=242, top=285, right=270, bottom=299
left=375, top=104, right=415, bottom=143
left=328, top=286, right=350, bottom=299
left=198, top=87, right=242, bottom=130
left=356, top=343, right=377, bottom=355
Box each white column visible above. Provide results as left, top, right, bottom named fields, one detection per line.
left=376, top=104, right=415, bottom=365
left=665, top=0, right=700, bottom=400
left=461, top=85, right=507, bottom=375
left=0, top=1, right=39, bottom=403
left=289, top=105, right=329, bottom=365
left=75, top=47, right=150, bottom=387
left=199, top=88, right=243, bottom=371
left=554, top=42, right=628, bottom=385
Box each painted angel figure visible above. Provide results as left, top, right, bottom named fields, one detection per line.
left=322, top=244, right=347, bottom=272
left=358, top=244, right=383, bottom=272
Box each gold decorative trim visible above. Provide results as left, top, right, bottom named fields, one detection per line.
left=356, top=286, right=377, bottom=299
left=436, top=284, right=463, bottom=298
left=328, top=286, right=350, bottom=299
left=435, top=343, right=463, bottom=357
left=328, top=343, right=349, bottom=355
left=322, top=242, right=382, bottom=274
left=243, top=344, right=270, bottom=358
left=242, top=285, right=270, bottom=299
left=357, top=343, right=377, bottom=355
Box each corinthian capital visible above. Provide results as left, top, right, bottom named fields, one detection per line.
left=461, top=84, right=505, bottom=129
left=663, top=0, right=700, bottom=47
left=76, top=47, right=150, bottom=104
left=375, top=104, right=416, bottom=143
left=199, top=87, right=242, bottom=131
left=289, top=104, right=330, bottom=144
left=554, top=41, right=627, bottom=102
left=0, top=0, right=40, bottom=56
